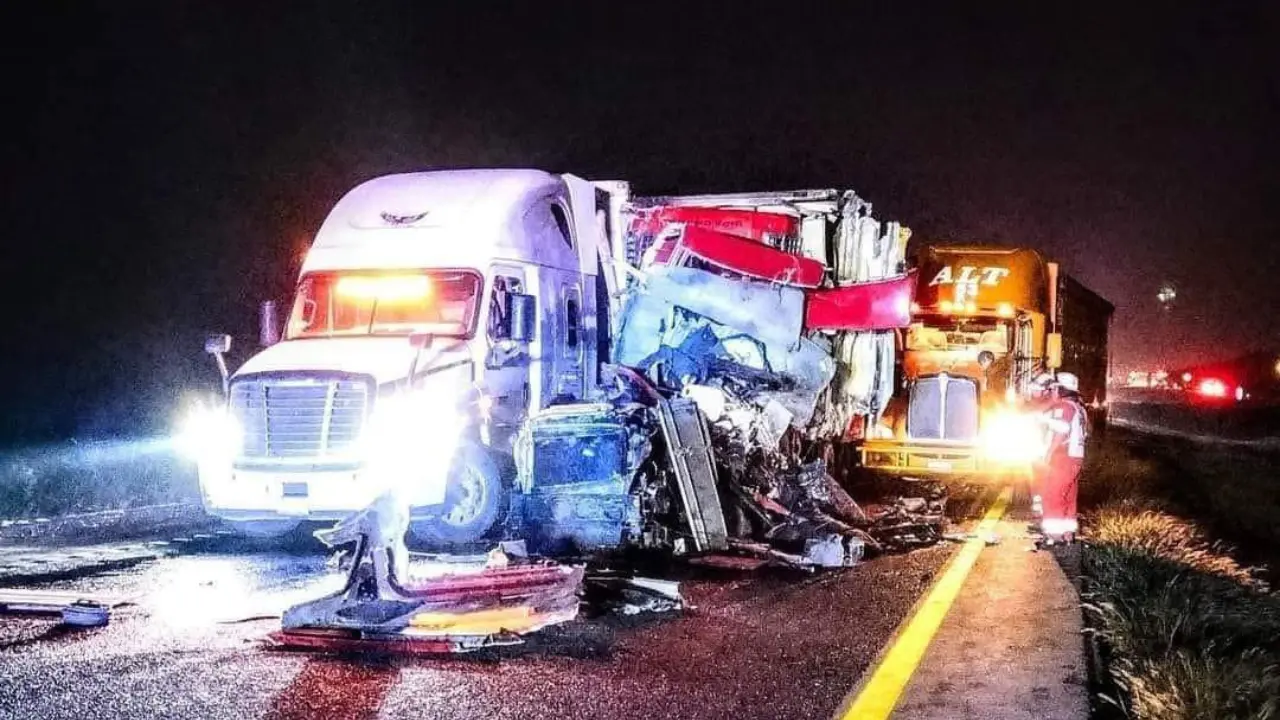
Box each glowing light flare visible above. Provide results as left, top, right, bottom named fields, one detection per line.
left=1196, top=378, right=1228, bottom=398
left=997, top=302, right=1014, bottom=317
left=174, top=402, right=241, bottom=464
left=335, top=275, right=432, bottom=303
left=939, top=300, right=954, bottom=313
left=895, top=294, right=912, bottom=319
left=964, top=301, right=977, bottom=314
left=980, top=408, right=1046, bottom=466
left=361, top=390, right=464, bottom=507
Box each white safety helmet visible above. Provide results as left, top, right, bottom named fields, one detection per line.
left=1032, top=372, right=1055, bottom=388
left=1056, top=372, right=1079, bottom=393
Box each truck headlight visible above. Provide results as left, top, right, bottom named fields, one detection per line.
left=361, top=391, right=465, bottom=505
left=980, top=409, right=1045, bottom=465
left=175, top=401, right=241, bottom=464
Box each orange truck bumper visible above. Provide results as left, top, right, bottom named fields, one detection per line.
left=858, top=440, right=1030, bottom=479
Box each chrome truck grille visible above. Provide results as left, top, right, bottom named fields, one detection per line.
left=907, top=374, right=979, bottom=441
left=230, top=377, right=370, bottom=460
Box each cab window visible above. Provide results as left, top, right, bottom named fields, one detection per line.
left=488, top=275, right=524, bottom=341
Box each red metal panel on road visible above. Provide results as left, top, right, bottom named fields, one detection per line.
left=804, top=272, right=917, bottom=331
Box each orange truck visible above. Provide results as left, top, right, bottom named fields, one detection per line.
left=858, top=245, right=1113, bottom=478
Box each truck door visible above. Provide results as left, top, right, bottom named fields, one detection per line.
left=557, top=282, right=585, bottom=401
left=1012, top=316, right=1035, bottom=395
left=483, top=267, right=531, bottom=442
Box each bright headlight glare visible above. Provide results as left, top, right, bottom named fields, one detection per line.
left=980, top=409, right=1045, bottom=465
left=363, top=393, right=461, bottom=453
left=362, top=391, right=465, bottom=505
left=175, top=402, right=241, bottom=464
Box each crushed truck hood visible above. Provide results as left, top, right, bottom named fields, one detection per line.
left=233, top=337, right=473, bottom=386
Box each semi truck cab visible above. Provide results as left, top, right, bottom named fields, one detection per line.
left=859, top=246, right=1064, bottom=477
left=180, top=169, right=619, bottom=542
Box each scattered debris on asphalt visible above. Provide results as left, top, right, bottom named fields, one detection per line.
left=583, top=574, right=684, bottom=616
left=1, top=588, right=120, bottom=628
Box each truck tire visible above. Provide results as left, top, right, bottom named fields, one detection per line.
left=410, top=445, right=507, bottom=549
left=223, top=518, right=302, bottom=539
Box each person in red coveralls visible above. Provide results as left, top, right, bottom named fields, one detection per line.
left=1036, top=372, right=1087, bottom=543
left=1026, top=373, right=1056, bottom=520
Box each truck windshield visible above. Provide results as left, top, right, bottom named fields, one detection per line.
left=285, top=270, right=482, bottom=339
left=906, top=317, right=1010, bottom=354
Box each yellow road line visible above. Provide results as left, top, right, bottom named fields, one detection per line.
left=835, top=486, right=1013, bottom=720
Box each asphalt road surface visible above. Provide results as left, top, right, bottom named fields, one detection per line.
left=0, top=533, right=958, bottom=720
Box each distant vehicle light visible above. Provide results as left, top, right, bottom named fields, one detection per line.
left=335, top=275, right=432, bottom=303
left=997, top=302, right=1014, bottom=317
left=1196, top=378, right=1228, bottom=398
left=1235, top=386, right=1245, bottom=402
left=1182, top=372, right=1193, bottom=383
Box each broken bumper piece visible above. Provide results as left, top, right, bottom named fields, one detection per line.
left=267, top=626, right=526, bottom=656
left=275, top=530, right=585, bottom=655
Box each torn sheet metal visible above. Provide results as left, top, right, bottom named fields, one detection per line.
left=803, top=535, right=864, bottom=568
left=656, top=397, right=729, bottom=552
left=267, top=627, right=526, bottom=656
left=661, top=225, right=825, bottom=288
left=631, top=205, right=801, bottom=248
left=632, top=265, right=806, bottom=352
left=275, top=557, right=585, bottom=654
left=755, top=337, right=837, bottom=427
left=803, top=272, right=917, bottom=331
left=682, top=384, right=728, bottom=422
left=513, top=403, right=651, bottom=555
left=584, top=574, right=684, bottom=616
left=276, top=485, right=587, bottom=656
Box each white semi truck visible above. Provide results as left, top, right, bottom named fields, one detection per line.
left=179, top=169, right=912, bottom=544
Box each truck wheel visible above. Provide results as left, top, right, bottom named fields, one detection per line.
left=223, top=519, right=302, bottom=539
left=410, top=446, right=507, bottom=549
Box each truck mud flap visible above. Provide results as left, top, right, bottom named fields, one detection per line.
left=656, top=397, right=729, bottom=552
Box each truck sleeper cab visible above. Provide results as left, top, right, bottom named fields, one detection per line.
left=190, top=169, right=613, bottom=543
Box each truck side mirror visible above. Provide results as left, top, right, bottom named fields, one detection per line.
left=204, top=334, right=232, bottom=395
left=1046, top=332, right=1063, bottom=369
left=507, top=293, right=537, bottom=342
left=259, top=300, right=281, bottom=347
left=205, top=334, right=232, bottom=355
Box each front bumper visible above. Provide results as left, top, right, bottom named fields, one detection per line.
left=858, top=440, right=1030, bottom=478
left=198, top=465, right=444, bottom=522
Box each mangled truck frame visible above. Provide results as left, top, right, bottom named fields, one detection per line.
left=179, top=169, right=918, bottom=561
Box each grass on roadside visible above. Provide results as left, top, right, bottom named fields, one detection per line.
left=1079, top=435, right=1280, bottom=719
left=0, top=440, right=199, bottom=519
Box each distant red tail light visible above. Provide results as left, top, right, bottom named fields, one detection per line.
left=1196, top=378, right=1228, bottom=398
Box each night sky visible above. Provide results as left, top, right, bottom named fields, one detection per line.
left=2, top=2, right=1277, bottom=442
